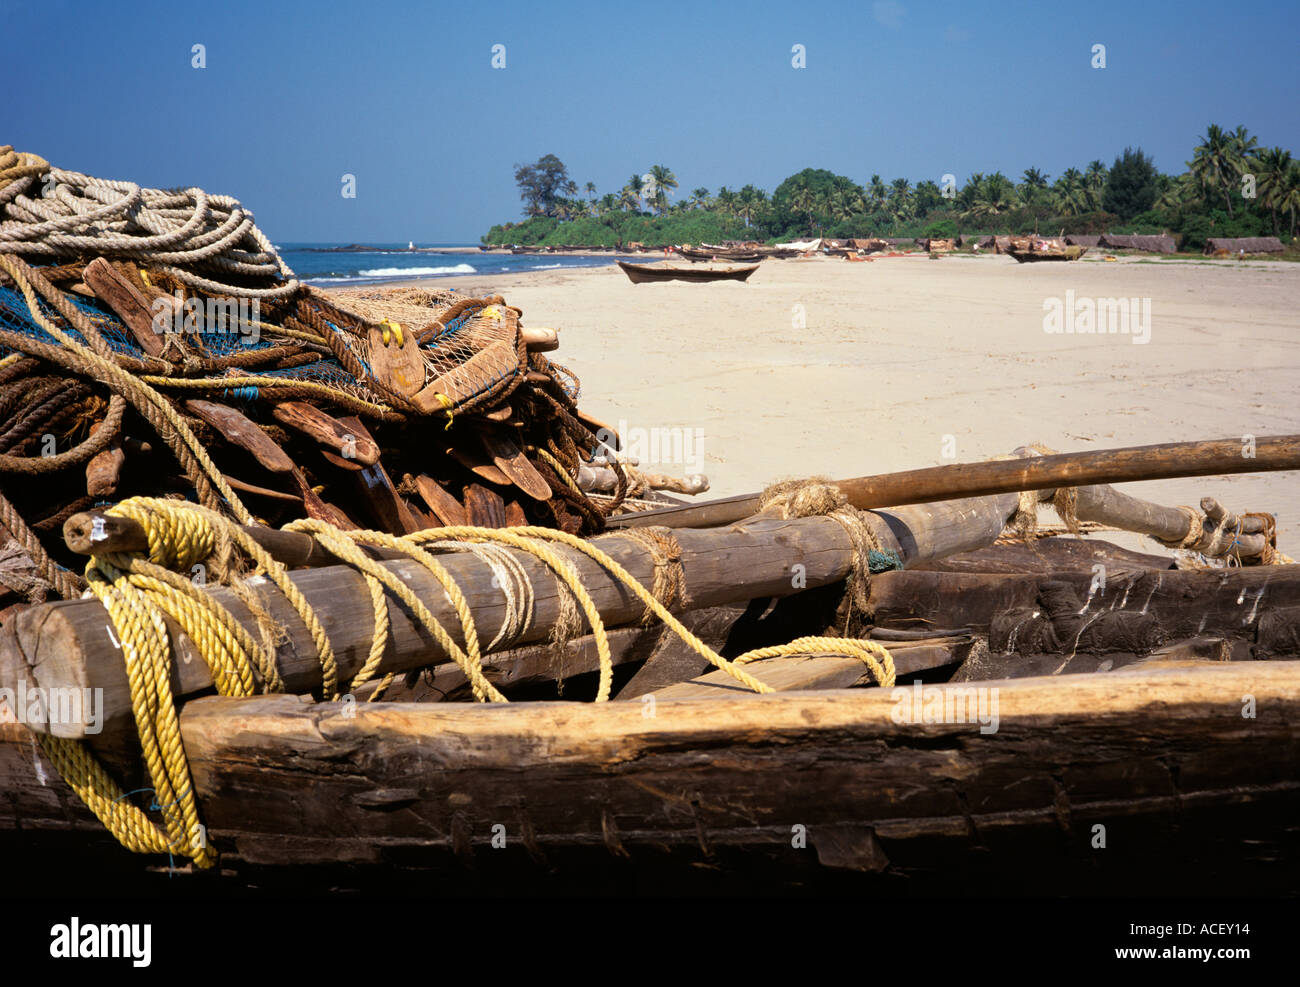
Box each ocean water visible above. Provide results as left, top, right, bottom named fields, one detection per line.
left=277, top=243, right=623, bottom=286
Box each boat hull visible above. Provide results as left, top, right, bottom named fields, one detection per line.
left=618, top=261, right=758, bottom=284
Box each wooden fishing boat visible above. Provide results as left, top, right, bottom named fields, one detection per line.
left=5, top=436, right=1300, bottom=893
left=1007, top=237, right=1087, bottom=263
left=617, top=260, right=758, bottom=284
left=679, top=245, right=763, bottom=263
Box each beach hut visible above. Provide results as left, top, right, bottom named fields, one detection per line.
left=1098, top=233, right=1176, bottom=254
left=1065, top=234, right=1101, bottom=248
left=1205, top=236, right=1285, bottom=255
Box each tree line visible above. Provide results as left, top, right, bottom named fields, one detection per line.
left=486, top=126, right=1300, bottom=250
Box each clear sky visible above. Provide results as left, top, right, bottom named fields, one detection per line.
left=4, top=0, right=1297, bottom=242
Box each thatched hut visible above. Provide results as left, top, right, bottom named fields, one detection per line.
left=1098, top=233, right=1176, bottom=254
left=1204, top=236, right=1284, bottom=255
left=1065, top=234, right=1101, bottom=248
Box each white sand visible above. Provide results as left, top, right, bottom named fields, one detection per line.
left=411, top=253, right=1300, bottom=553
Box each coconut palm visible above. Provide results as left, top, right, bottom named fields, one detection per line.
left=790, top=187, right=818, bottom=233
left=1155, top=173, right=1198, bottom=212
left=689, top=187, right=710, bottom=209
left=1190, top=124, right=1249, bottom=216
left=1279, top=164, right=1300, bottom=237
left=736, top=185, right=765, bottom=227
left=887, top=178, right=914, bottom=221
left=1083, top=160, right=1108, bottom=210
left=598, top=193, right=618, bottom=215
left=619, top=174, right=644, bottom=212
left=867, top=174, right=887, bottom=213
left=648, top=165, right=678, bottom=213
left=715, top=186, right=737, bottom=216
left=1052, top=168, right=1086, bottom=215
left=1252, top=147, right=1293, bottom=235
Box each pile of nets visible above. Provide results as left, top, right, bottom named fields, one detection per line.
left=0, top=146, right=637, bottom=603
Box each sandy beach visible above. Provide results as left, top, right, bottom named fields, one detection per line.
left=354, top=253, right=1300, bottom=553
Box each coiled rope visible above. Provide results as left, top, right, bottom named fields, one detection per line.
left=49, top=496, right=897, bottom=868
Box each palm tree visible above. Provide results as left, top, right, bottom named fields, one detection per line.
left=887, top=178, right=914, bottom=221
left=1082, top=161, right=1108, bottom=211
left=598, top=193, right=618, bottom=215
left=620, top=174, right=644, bottom=212
left=790, top=187, right=817, bottom=233
left=1190, top=124, right=1248, bottom=216
left=648, top=165, right=678, bottom=214
left=1155, top=173, right=1198, bottom=212
left=971, top=173, right=1014, bottom=217
left=1279, top=164, right=1300, bottom=237
left=867, top=174, right=887, bottom=213
left=1052, top=168, right=1086, bottom=215
left=689, top=187, right=710, bottom=209
left=1252, top=147, right=1293, bottom=235
left=715, top=186, right=737, bottom=216
left=736, top=185, right=765, bottom=227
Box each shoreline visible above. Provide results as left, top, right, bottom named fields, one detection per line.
left=326, top=255, right=1300, bottom=552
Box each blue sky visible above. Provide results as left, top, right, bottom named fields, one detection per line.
left=4, top=0, right=1297, bottom=241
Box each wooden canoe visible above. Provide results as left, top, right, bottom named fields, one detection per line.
left=617, top=261, right=758, bottom=284
left=679, top=246, right=763, bottom=263
left=1008, top=245, right=1088, bottom=263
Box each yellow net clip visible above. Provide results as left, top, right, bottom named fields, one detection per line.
left=434, top=392, right=454, bottom=430
left=379, top=318, right=404, bottom=347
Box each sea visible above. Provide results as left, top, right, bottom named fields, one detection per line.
left=277, top=243, right=623, bottom=286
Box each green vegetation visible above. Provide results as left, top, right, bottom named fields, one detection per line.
left=485, top=128, right=1300, bottom=251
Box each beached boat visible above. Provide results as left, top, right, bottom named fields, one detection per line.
left=680, top=245, right=763, bottom=263
left=1007, top=242, right=1087, bottom=262
left=3, top=149, right=1298, bottom=895
left=617, top=260, right=758, bottom=284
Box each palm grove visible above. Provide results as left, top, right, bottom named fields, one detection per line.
left=485, top=127, right=1300, bottom=251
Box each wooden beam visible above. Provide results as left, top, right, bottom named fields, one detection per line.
left=607, top=436, right=1300, bottom=529
left=139, top=662, right=1300, bottom=870
left=15, top=498, right=1015, bottom=737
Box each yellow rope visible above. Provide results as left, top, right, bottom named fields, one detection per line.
left=45, top=498, right=905, bottom=869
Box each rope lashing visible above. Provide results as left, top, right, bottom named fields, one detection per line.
left=611, top=525, right=689, bottom=624
left=45, top=498, right=911, bottom=868
left=758, top=478, right=903, bottom=625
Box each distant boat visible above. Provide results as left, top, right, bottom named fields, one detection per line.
left=679, top=245, right=763, bottom=263
left=408, top=241, right=415, bottom=250
left=617, top=261, right=758, bottom=284
left=1008, top=239, right=1088, bottom=263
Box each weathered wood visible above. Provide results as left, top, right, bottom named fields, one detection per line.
left=608, top=436, right=1300, bottom=529
left=868, top=565, right=1300, bottom=662
left=13, top=502, right=1008, bottom=737
left=82, top=257, right=165, bottom=356
left=413, top=341, right=516, bottom=413
left=414, top=475, right=468, bottom=527
left=153, top=663, right=1299, bottom=870
left=84, top=435, right=124, bottom=498
left=220, top=474, right=302, bottom=504
left=650, top=640, right=967, bottom=699
left=477, top=429, right=550, bottom=501
left=272, top=401, right=380, bottom=466
left=463, top=483, right=506, bottom=528
left=184, top=400, right=294, bottom=473
left=335, top=416, right=423, bottom=534
left=366, top=322, right=424, bottom=396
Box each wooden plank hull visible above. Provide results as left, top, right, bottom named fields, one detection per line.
left=617, top=261, right=758, bottom=284
left=5, top=662, right=1296, bottom=892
